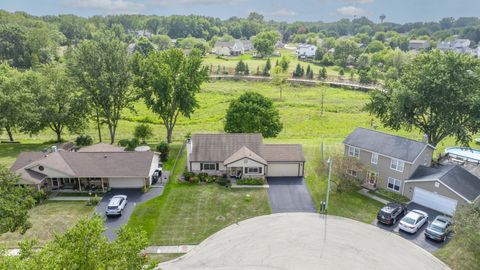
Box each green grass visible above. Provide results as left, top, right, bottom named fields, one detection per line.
left=0, top=201, right=94, bottom=248
left=370, top=189, right=410, bottom=204
left=435, top=239, right=479, bottom=270
left=148, top=253, right=184, bottom=264
left=127, top=148, right=271, bottom=245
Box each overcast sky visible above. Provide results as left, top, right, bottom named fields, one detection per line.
left=1, top=0, right=480, bottom=23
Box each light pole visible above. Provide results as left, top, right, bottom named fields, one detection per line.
left=326, top=157, right=332, bottom=211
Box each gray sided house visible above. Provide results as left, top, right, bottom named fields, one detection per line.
left=187, top=133, right=305, bottom=179
left=11, top=144, right=160, bottom=191
left=343, top=128, right=480, bottom=215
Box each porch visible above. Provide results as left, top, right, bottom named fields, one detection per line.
left=47, top=177, right=109, bottom=193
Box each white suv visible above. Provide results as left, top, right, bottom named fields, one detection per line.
left=105, top=195, right=128, bottom=216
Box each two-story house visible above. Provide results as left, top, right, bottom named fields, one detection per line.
left=343, top=128, right=480, bottom=215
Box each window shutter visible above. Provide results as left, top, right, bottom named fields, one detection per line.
left=216, top=163, right=219, bottom=170
left=200, top=163, right=203, bottom=170
left=259, top=167, right=263, bottom=174
left=245, top=167, right=248, bottom=174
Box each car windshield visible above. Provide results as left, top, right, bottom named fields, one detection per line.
left=403, top=217, right=416, bottom=225
left=107, top=205, right=118, bottom=210
left=380, top=211, right=391, bottom=217
left=429, top=224, right=445, bottom=233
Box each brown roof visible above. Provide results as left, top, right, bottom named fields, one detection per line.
left=78, top=143, right=125, bottom=153
left=190, top=133, right=263, bottom=162
left=260, top=144, right=305, bottom=162
left=224, top=146, right=267, bottom=165
left=11, top=152, right=46, bottom=171
left=190, top=133, right=305, bottom=163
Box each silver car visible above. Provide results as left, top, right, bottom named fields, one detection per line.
left=399, top=210, right=429, bottom=234
left=425, top=215, right=452, bottom=242
left=105, top=195, right=128, bottom=216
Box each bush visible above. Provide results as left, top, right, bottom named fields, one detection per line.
left=118, top=139, right=130, bottom=147
left=85, top=195, right=100, bottom=206
left=134, top=124, right=153, bottom=144
left=75, top=135, right=93, bottom=147
left=215, top=177, right=230, bottom=187
left=32, top=189, right=47, bottom=204
left=141, top=185, right=151, bottom=193
left=197, top=172, right=209, bottom=182
left=126, top=138, right=140, bottom=151
left=236, top=178, right=266, bottom=185
left=183, top=171, right=196, bottom=182
left=156, top=141, right=170, bottom=162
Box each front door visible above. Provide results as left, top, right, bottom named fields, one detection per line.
left=366, top=171, right=378, bottom=187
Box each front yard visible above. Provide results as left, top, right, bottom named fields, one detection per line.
left=0, top=201, right=95, bottom=248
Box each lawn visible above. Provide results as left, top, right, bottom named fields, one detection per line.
left=127, top=148, right=271, bottom=245
left=0, top=201, right=95, bottom=248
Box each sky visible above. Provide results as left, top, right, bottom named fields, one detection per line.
left=1, top=0, right=480, bottom=23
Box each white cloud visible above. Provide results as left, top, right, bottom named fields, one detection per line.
left=65, top=0, right=145, bottom=14
left=342, top=0, right=375, bottom=4
left=336, top=6, right=369, bottom=17
left=270, top=8, right=297, bottom=17
left=151, top=0, right=244, bottom=6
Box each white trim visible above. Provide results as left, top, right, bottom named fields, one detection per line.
left=387, top=177, right=402, bottom=192
left=404, top=179, right=472, bottom=203
left=202, top=163, right=217, bottom=171
left=390, top=159, right=405, bottom=172
left=371, top=153, right=378, bottom=164
left=347, top=146, right=360, bottom=158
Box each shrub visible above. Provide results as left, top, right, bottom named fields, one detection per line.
left=156, top=141, right=170, bottom=162
left=215, top=177, right=230, bottom=187
left=134, top=124, right=153, bottom=144
left=86, top=195, right=100, bottom=206
left=126, top=138, right=140, bottom=151
left=32, top=189, right=47, bottom=204
left=118, top=139, right=130, bottom=147
left=236, top=178, right=266, bottom=185
left=197, top=172, right=209, bottom=182
left=75, top=135, right=93, bottom=147
left=183, top=171, right=196, bottom=182
left=141, top=185, right=151, bottom=193
left=207, top=175, right=217, bottom=183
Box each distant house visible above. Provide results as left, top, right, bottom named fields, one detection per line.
left=343, top=128, right=480, bottom=215
left=11, top=144, right=160, bottom=191
left=135, top=30, right=152, bottom=38
left=437, top=39, right=471, bottom=53
left=295, top=44, right=317, bottom=59
left=212, top=39, right=253, bottom=56
left=186, top=133, right=305, bottom=179
left=408, top=40, right=430, bottom=51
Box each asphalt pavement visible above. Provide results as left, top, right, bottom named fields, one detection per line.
left=266, top=177, right=317, bottom=213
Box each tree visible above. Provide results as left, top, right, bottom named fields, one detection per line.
left=0, top=64, right=32, bottom=142
left=365, top=40, right=385, bottom=53
left=318, top=67, right=327, bottom=80
left=333, top=39, right=359, bottom=67
left=379, top=14, right=386, bottom=24
left=134, top=37, right=155, bottom=56
left=146, top=17, right=162, bottom=34
left=68, top=36, right=134, bottom=144
left=263, top=58, right=271, bottom=76
left=137, top=48, right=208, bottom=143
left=30, top=64, right=89, bottom=142
left=235, top=60, right=246, bottom=75
left=151, top=34, right=172, bottom=50
left=0, top=24, right=30, bottom=68
left=272, top=66, right=288, bottom=99
left=156, top=141, right=170, bottom=161
left=224, top=92, right=283, bottom=138
left=1, top=216, right=154, bottom=269
left=253, top=31, right=281, bottom=57
left=366, top=51, right=480, bottom=146
left=134, top=123, right=153, bottom=144
left=0, top=166, right=35, bottom=235
left=279, top=56, right=289, bottom=72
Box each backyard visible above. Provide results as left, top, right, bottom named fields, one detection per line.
left=0, top=201, right=95, bottom=248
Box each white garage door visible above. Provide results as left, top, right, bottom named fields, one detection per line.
left=109, top=178, right=144, bottom=189
left=412, top=187, right=458, bottom=215
left=267, top=163, right=301, bottom=177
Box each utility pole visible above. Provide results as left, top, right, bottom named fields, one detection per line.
left=326, top=157, right=332, bottom=211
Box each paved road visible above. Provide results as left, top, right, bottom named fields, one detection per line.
left=374, top=202, right=451, bottom=253
left=267, top=177, right=316, bottom=213
left=96, top=188, right=164, bottom=240
left=159, top=213, right=449, bottom=270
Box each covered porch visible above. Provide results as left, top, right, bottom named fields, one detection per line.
left=47, top=177, right=109, bottom=193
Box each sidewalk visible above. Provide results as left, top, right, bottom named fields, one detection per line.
left=358, top=188, right=390, bottom=204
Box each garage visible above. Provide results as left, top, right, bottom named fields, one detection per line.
left=412, top=187, right=458, bottom=216
left=109, top=177, right=145, bottom=189
left=267, top=163, right=304, bottom=177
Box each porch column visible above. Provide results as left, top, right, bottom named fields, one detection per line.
left=101, top=178, right=105, bottom=192
left=78, top=179, right=81, bottom=192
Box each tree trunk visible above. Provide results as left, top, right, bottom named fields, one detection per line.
left=5, top=126, right=14, bottom=142
left=56, top=131, right=62, bottom=143
left=108, top=124, right=115, bottom=144
left=166, top=128, right=172, bottom=144
left=95, top=108, right=102, bottom=143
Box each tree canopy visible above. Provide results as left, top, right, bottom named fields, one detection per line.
left=224, top=92, right=283, bottom=138
left=366, top=50, right=480, bottom=146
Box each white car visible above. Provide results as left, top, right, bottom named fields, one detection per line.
left=105, top=195, right=128, bottom=216
left=398, top=210, right=429, bottom=234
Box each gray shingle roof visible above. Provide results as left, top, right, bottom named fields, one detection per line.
left=343, top=127, right=431, bottom=163
left=410, top=165, right=480, bottom=202
left=189, top=134, right=305, bottom=163
left=224, top=146, right=267, bottom=165
left=78, top=143, right=125, bottom=152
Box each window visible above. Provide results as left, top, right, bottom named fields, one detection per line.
left=366, top=171, right=378, bottom=185
left=246, top=167, right=263, bottom=174
left=348, top=146, right=359, bottom=158
left=371, top=153, right=378, bottom=164
left=202, top=163, right=216, bottom=171
left=347, top=169, right=357, bottom=177
left=387, top=177, right=401, bottom=192
left=390, top=159, right=405, bottom=172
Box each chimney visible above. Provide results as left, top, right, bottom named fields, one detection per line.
left=186, top=138, right=193, bottom=171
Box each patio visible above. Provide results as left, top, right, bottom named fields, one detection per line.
left=48, top=177, right=108, bottom=193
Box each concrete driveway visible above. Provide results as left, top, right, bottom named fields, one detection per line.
left=374, top=202, right=451, bottom=253
left=266, top=177, right=316, bottom=213
left=159, top=213, right=449, bottom=270
left=96, top=188, right=164, bottom=240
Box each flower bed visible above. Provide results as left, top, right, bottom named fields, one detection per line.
left=236, top=178, right=266, bottom=186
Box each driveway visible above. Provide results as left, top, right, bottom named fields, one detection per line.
left=266, top=177, right=316, bottom=213
left=159, top=213, right=449, bottom=270
left=96, top=187, right=164, bottom=240
left=373, top=202, right=451, bottom=253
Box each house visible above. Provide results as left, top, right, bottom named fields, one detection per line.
left=11, top=144, right=160, bottom=191
left=437, top=39, right=471, bottom=54
left=408, top=40, right=430, bottom=51
left=186, top=133, right=305, bottom=179
left=296, top=44, right=317, bottom=59
left=343, top=128, right=480, bottom=215
left=213, top=40, right=251, bottom=56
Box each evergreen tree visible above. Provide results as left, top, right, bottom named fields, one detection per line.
left=293, top=63, right=302, bottom=78
left=235, top=60, right=246, bottom=75
left=245, top=64, right=249, bottom=75
left=300, top=66, right=305, bottom=77
left=263, top=58, right=272, bottom=76
left=318, top=67, right=327, bottom=80
left=306, top=65, right=311, bottom=78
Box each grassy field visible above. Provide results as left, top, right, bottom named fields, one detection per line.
left=0, top=201, right=94, bottom=248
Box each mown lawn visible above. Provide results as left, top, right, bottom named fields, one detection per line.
left=0, top=201, right=95, bottom=248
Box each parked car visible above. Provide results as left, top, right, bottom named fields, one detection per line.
left=377, top=203, right=407, bottom=225
left=399, top=210, right=429, bottom=234
left=105, top=195, right=128, bottom=216
left=425, top=215, right=452, bottom=242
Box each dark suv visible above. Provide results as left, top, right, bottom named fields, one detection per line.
left=377, top=203, right=407, bottom=225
